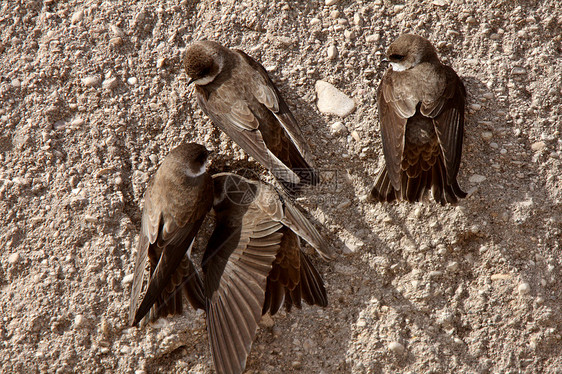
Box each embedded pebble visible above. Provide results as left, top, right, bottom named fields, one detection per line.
left=325, top=0, right=339, bottom=5
left=388, top=341, right=405, bottom=355
left=447, top=262, right=459, bottom=272
left=518, top=282, right=531, bottom=294
left=512, top=67, right=527, bottom=75
left=469, top=174, right=486, bottom=183
left=71, top=118, right=84, bottom=127
left=491, top=273, right=512, bottom=281
left=102, top=77, right=118, bottom=89
left=71, top=10, right=84, bottom=24
left=11, top=79, right=21, bottom=88
left=330, top=121, right=347, bottom=135
left=470, top=103, right=482, bottom=111
left=260, top=314, right=274, bottom=328
left=110, top=25, right=124, bottom=38
left=481, top=131, right=493, bottom=141
left=531, top=141, right=546, bottom=151
left=327, top=45, right=338, bottom=60
left=122, top=273, right=134, bottom=285
left=74, top=315, right=87, bottom=329
left=127, top=77, right=138, bottom=85
left=366, top=34, right=380, bottom=43
left=315, top=80, right=355, bottom=117
left=157, top=58, right=167, bottom=69
left=82, top=76, right=100, bottom=87
left=350, top=130, right=361, bottom=142
left=8, top=252, right=20, bottom=264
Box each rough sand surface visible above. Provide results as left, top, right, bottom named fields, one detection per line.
left=1, top=0, right=561, bottom=373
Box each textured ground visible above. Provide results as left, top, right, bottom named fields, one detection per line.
left=1, top=0, right=561, bottom=373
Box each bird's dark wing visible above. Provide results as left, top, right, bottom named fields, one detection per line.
left=377, top=70, right=416, bottom=190
left=129, top=181, right=210, bottom=326
left=196, top=89, right=300, bottom=186
left=420, top=66, right=466, bottom=184
left=234, top=49, right=314, bottom=166
left=279, top=197, right=334, bottom=261
left=203, top=203, right=282, bottom=374
left=263, top=228, right=327, bottom=315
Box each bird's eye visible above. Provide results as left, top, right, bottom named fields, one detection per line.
left=389, top=54, right=405, bottom=61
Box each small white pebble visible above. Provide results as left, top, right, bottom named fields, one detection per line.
left=74, top=315, right=86, bottom=329
left=110, top=25, right=124, bottom=38
left=469, top=174, right=486, bottom=183
left=71, top=118, right=84, bottom=127
left=82, top=76, right=100, bottom=87
left=351, top=130, right=361, bottom=142
left=470, top=103, right=482, bottom=111
left=447, top=262, right=459, bottom=272
left=366, top=34, right=380, bottom=43
left=157, top=58, right=167, bottom=69
left=512, top=67, right=526, bottom=75
left=330, top=121, right=347, bottom=135
left=531, top=141, right=546, bottom=151
left=122, top=274, right=134, bottom=285
left=388, top=341, right=405, bottom=355
left=481, top=131, right=493, bottom=141
left=491, top=273, right=512, bottom=281
left=356, top=319, right=367, bottom=327
left=327, top=45, right=338, bottom=60
left=325, top=0, right=339, bottom=5
left=102, top=77, right=118, bottom=89
left=84, top=215, right=98, bottom=224
left=127, top=77, right=138, bottom=85
left=71, top=10, right=84, bottom=24
left=518, top=282, right=531, bottom=294
left=8, top=253, right=20, bottom=264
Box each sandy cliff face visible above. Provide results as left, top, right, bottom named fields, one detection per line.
left=0, top=0, right=560, bottom=372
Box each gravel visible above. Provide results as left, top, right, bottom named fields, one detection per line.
left=1, top=0, right=561, bottom=373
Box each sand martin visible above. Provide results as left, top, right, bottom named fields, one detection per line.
left=370, top=34, right=467, bottom=204
left=129, top=143, right=213, bottom=326
left=184, top=41, right=318, bottom=194
left=202, top=172, right=332, bottom=374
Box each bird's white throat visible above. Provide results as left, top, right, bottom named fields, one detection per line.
left=390, top=62, right=407, bottom=72
left=193, top=75, right=216, bottom=86
left=185, top=164, right=206, bottom=177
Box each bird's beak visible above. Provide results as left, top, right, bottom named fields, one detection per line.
left=187, top=78, right=194, bottom=86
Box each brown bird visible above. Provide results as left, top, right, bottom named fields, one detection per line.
left=184, top=40, right=318, bottom=194
left=370, top=34, right=467, bottom=205
left=129, top=143, right=213, bottom=326
left=203, top=172, right=332, bottom=374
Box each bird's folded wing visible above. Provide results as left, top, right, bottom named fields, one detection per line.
left=197, top=91, right=300, bottom=185
left=131, top=217, right=204, bottom=326
left=378, top=73, right=413, bottom=190
left=421, top=67, right=466, bottom=184
left=281, top=199, right=334, bottom=261
left=234, top=49, right=313, bottom=166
